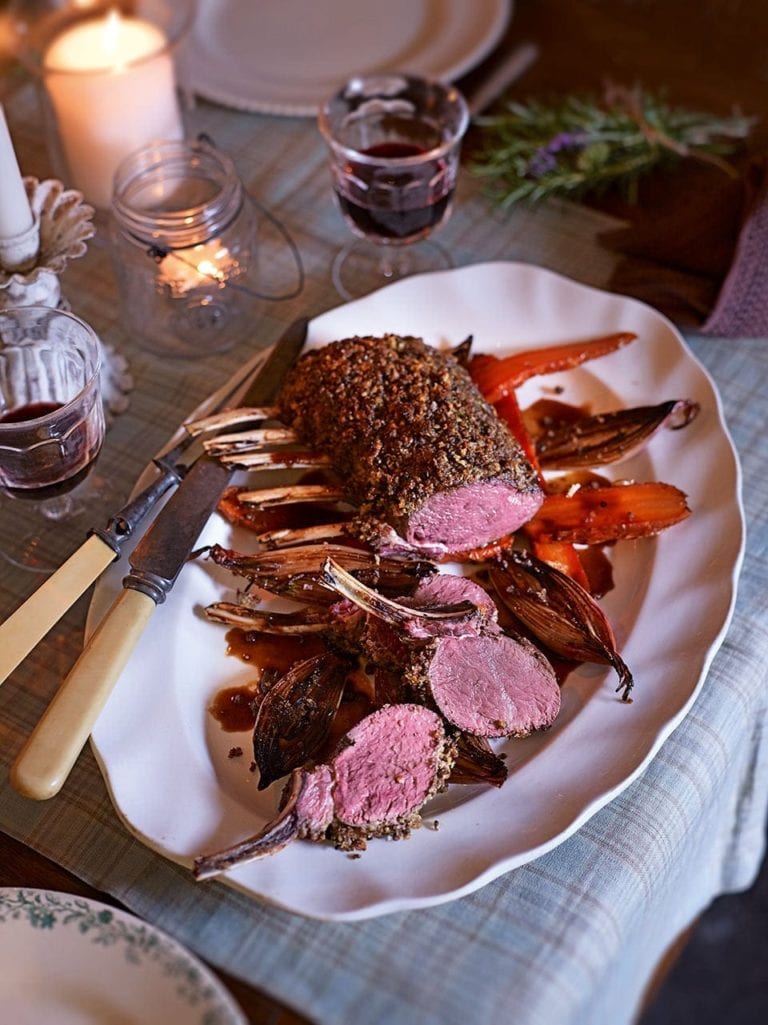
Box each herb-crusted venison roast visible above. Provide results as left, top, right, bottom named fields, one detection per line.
left=277, top=335, right=544, bottom=556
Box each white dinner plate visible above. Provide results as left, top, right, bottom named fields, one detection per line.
left=0, top=888, right=247, bottom=1024
left=184, top=0, right=512, bottom=115
left=90, top=261, right=744, bottom=922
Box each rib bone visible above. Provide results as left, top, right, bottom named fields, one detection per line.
left=216, top=451, right=331, bottom=470
left=203, top=427, right=298, bottom=452
left=185, top=405, right=281, bottom=437
left=237, top=483, right=347, bottom=507
left=204, top=603, right=333, bottom=633
left=194, top=770, right=304, bottom=877
left=206, top=543, right=435, bottom=591
left=320, top=557, right=477, bottom=628
left=256, top=522, right=349, bottom=547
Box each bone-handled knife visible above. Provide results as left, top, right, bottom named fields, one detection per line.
left=10, top=316, right=308, bottom=801
left=0, top=338, right=273, bottom=689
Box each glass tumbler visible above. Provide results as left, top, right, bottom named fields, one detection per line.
left=0, top=305, right=105, bottom=570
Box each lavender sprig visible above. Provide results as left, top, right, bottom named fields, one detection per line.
left=472, top=86, right=754, bottom=207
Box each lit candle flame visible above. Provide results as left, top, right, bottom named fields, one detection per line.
left=103, top=9, right=123, bottom=57
left=197, top=258, right=226, bottom=283
left=159, top=242, right=236, bottom=295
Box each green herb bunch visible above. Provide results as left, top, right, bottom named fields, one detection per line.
left=472, top=84, right=754, bottom=207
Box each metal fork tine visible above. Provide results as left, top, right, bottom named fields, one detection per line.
left=152, top=347, right=273, bottom=473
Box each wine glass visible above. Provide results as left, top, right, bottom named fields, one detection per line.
left=318, top=73, right=469, bottom=301
left=0, top=305, right=105, bottom=573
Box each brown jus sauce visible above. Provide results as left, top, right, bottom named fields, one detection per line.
left=208, top=629, right=329, bottom=732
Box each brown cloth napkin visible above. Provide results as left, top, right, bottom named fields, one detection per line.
left=598, top=157, right=768, bottom=338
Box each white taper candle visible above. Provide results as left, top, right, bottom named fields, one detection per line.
left=0, top=104, right=35, bottom=241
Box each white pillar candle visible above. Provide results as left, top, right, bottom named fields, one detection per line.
left=43, top=10, right=183, bottom=209
left=0, top=104, right=34, bottom=241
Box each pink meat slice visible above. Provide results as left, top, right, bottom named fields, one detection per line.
left=291, top=705, right=450, bottom=839
left=427, top=633, right=561, bottom=738
left=331, top=704, right=445, bottom=826
left=193, top=704, right=451, bottom=876
left=404, top=479, right=544, bottom=554
left=362, top=574, right=498, bottom=672
left=294, top=764, right=334, bottom=838
left=405, top=574, right=499, bottom=637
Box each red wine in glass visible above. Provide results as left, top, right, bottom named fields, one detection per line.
left=319, top=75, right=469, bottom=300
left=0, top=305, right=106, bottom=572
left=0, top=401, right=61, bottom=423
left=0, top=400, right=103, bottom=501
left=335, top=141, right=454, bottom=244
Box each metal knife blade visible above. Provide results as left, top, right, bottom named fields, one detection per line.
left=126, top=314, right=307, bottom=601
left=10, top=316, right=308, bottom=801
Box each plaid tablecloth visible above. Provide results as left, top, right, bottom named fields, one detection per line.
left=1, top=86, right=767, bottom=1025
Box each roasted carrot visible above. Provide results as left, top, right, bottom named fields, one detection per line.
left=450, top=533, right=518, bottom=564
left=494, top=391, right=542, bottom=474
left=494, top=393, right=591, bottom=588
left=524, top=482, right=690, bottom=545
left=470, top=332, right=638, bottom=403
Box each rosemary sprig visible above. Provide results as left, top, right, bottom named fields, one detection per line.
left=471, top=85, right=755, bottom=207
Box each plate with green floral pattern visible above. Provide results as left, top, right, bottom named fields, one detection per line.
left=0, top=888, right=247, bottom=1024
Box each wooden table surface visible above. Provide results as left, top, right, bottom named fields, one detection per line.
left=3, top=1, right=766, bottom=1021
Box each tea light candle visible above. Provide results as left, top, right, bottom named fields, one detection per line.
left=43, top=9, right=183, bottom=209
left=0, top=104, right=37, bottom=270
left=158, top=240, right=237, bottom=297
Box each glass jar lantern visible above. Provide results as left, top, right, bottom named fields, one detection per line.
left=109, top=138, right=259, bottom=358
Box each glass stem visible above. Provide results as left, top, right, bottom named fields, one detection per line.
left=38, top=494, right=78, bottom=522
left=378, top=247, right=411, bottom=280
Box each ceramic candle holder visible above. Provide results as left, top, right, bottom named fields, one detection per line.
left=0, top=177, right=133, bottom=420
left=0, top=177, right=92, bottom=311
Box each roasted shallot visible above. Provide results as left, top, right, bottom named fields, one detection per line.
left=489, top=551, right=634, bottom=700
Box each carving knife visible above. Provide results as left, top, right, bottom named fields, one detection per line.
left=0, top=341, right=273, bottom=688
left=11, top=316, right=308, bottom=800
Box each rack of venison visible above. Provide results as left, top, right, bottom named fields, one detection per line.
left=187, top=332, right=698, bottom=876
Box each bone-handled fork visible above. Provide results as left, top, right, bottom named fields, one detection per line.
left=0, top=345, right=271, bottom=687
